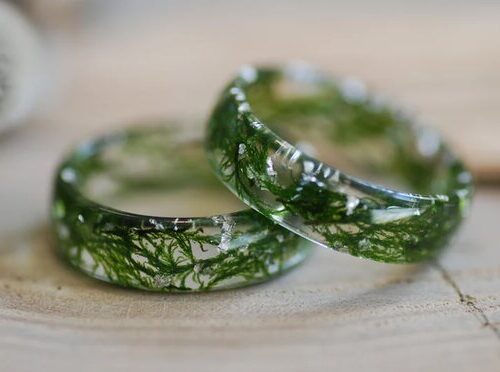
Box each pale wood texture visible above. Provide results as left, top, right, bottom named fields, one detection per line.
left=1, top=2, right=500, bottom=371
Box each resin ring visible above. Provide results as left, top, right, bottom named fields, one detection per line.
left=51, top=124, right=311, bottom=291
left=206, top=64, right=473, bottom=263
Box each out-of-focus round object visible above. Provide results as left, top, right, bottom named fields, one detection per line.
left=0, top=1, right=45, bottom=133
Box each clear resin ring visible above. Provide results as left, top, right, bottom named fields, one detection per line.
left=206, top=64, right=473, bottom=263
left=51, top=124, right=311, bottom=291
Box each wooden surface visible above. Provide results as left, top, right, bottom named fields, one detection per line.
left=1, top=2, right=500, bottom=371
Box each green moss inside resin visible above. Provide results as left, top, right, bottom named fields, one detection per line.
left=52, top=125, right=311, bottom=292
left=206, top=65, right=473, bottom=263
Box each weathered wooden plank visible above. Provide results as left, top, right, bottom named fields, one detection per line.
left=1, top=191, right=500, bottom=371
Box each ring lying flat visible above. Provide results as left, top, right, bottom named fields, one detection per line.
left=52, top=124, right=311, bottom=291
left=206, top=64, right=473, bottom=263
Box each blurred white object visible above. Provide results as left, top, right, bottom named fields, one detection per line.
left=0, top=1, right=45, bottom=132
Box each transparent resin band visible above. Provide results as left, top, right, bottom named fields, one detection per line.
left=206, top=64, right=473, bottom=263
left=51, top=124, right=311, bottom=291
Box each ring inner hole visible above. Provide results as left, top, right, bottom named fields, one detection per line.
left=78, top=127, right=246, bottom=217
left=246, top=70, right=458, bottom=195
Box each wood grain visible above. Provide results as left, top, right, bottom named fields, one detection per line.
left=2, top=192, right=500, bottom=371
left=1, top=2, right=500, bottom=371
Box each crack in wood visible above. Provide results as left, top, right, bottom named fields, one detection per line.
left=433, top=262, right=500, bottom=342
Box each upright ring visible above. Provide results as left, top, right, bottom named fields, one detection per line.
left=206, top=64, right=473, bottom=263
left=51, top=124, right=311, bottom=291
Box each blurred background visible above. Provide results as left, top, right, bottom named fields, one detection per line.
left=1, top=0, right=499, bottom=235
left=1, top=1, right=500, bottom=370
left=2, top=0, right=499, bottom=233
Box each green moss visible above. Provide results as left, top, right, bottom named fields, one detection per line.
left=206, top=65, right=473, bottom=263
left=52, top=125, right=311, bottom=292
